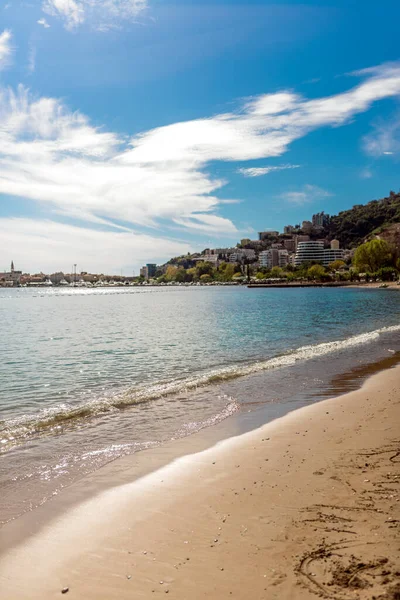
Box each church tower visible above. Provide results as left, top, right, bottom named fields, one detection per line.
left=11, top=261, right=14, bottom=273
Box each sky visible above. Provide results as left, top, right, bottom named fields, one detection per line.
left=0, top=0, right=399, bottom=275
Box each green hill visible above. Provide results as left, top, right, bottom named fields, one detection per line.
left=327, top=191, right=400, bottom=248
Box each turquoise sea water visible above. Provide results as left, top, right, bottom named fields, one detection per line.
left=1, top=286, right=400, bottom=522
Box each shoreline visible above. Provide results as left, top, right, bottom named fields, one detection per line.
left=1, top=347, right=399, bottom=545
left=5, top=281, right=400, bottom=290
left=248, top=282, right=400, bottom=289
left=0, top=363, right=399, bottom=599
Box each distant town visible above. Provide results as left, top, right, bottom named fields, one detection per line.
left=2, top=194, right=400, bottom=288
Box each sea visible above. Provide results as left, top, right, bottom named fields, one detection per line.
left=1, top=285, right=400, bottom=525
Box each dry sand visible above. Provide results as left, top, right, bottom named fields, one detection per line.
left=351, top=282, right=400, bottom=290
left=0, top=365, right=399, bottom=600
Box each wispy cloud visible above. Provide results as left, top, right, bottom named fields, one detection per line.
left=280, top=184, right=332, bottom=205
left=363, top=112, right=400, bottom=157
left=360, top=167, right=373, bottom=179
left=0, top=218, right=191, bottom=274
left=1, top=62, right=400, bottom=239
left=37, top=18, right=51, bottom=28
left=42, top=0, right=148, bottom=31
left=0, top=30, right=13, bottom=70
left=303, top=77, right=321, bottom=85
left=28, top=45, right=36, bottom=73
left=238, top=164, right=300, bottom=177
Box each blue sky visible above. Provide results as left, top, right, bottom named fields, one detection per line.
left=0, top=0, right=399, bottom=274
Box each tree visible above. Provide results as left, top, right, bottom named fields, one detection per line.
left=285, top=272, right=296, bottom=282
left=376, top=267, right=396, bottom=281
left=174, top=268, right=187, bottom=283
left=165, top=265, right=178, bottom=281
left=353, top=239, right=392, bottom=272
left=200, top=274, right=212, bottom=283
left=196, top=261, right=214, bottom=278
left=186, top=267, right=197, bottom=281
left=218, top=263, right=235, bottom=281
left=270, top=266, right=284, bottom=278
left=327, top=192, right=400, bottom=248
left=329, top=260, right=346, bottom=271
left=307, top=264, right=327, bottom=281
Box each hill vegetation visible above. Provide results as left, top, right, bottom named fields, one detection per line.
left=147, top=190, right=400, bottom=284
left=327, top=191, right=400, bottom=248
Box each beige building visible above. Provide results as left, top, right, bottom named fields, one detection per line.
left=283, top=239, right=296, bottom=252
left=301, top=220, right=313, bottom=234
left=259, top=249, right=289, bottom=269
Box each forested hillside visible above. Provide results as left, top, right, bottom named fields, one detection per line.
left=327, top=191, right=400, bottom=248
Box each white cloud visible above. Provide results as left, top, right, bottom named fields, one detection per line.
left=1, top=61, right=400, bottom=242
left=360, top=167, right=373, bottom=179
left=42, top=0, right=147, bottom=31
left=37, top=18, right=51, bottom=28
left=280, top=184, right=332, bottom=205
left=0, top=85, right=236, bottom=235
left=173, top=213, right=238, bottom=235
left=28, top=45, right=36, bottom=73
left=123, top=62, right=400, bottom=168
left=363, top=113, right=400, bottom=157
left=0, top=30, right=13, bottom=70
left=238, top=164, right=300, bottom=177
left=0, top=218, right=191, bottom=274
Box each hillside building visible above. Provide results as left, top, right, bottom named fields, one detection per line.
left=259, top=231, right=279, bottom=241
left=229, top=249, right=256, bottom=263
left=294, top=234, right=310, bottom=249
left=294, top=241, right=344, bottom=267
left=283, top=225, right=296, bottom=234
left=312, top=212, right=330, bottom=228
left=283, top=239, right=296, bottom=252
left=201, top=254, right=220, bottom=265
left=259, top=249, right=289, bottom=269
left=301, top=220, right=313, bottom=234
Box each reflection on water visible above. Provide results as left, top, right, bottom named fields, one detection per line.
left=0, top=286, right=399, bottom=524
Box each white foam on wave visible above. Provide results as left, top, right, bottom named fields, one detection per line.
left=1, top=324, right=399, bottom=450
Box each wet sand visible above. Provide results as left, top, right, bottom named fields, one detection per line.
left=0, top=365, right=399, bottom=599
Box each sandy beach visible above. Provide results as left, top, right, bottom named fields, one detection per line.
left=351, top=283, right=400, bottom=290
left=0, top=365, right=399, bottom=600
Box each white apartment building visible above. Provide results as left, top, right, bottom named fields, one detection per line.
left=323, top=248, right=345, bottom=264
left=229, top=249, right=256, bottom=263
left=207, top=247, right=236, bottom=256
left=202, top=254, right=220, bottom=265
left=294, top=241, right=344, bottom=267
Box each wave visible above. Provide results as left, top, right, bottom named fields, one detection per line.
left=1, top=324, right=399, bottom=451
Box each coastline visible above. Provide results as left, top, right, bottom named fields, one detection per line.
left=0, top=364, right=399, bottom=599
left=7, top=281, right=400, bottom=290
left=248, top=282, right=400, bottom=289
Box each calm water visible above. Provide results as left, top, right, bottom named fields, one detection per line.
left=1, top=286, right=400, bottom=522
